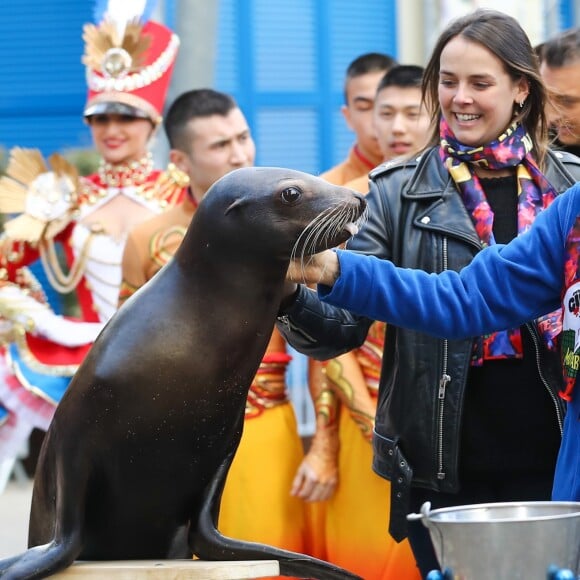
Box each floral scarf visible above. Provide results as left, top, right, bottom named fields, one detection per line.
left=439, top=118, right=560, bottom=365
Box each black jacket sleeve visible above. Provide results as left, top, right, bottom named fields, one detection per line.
left=276, top=284, right=371, bottom=360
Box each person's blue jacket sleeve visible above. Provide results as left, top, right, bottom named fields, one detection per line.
left=318, top=185, right=580, bottom=339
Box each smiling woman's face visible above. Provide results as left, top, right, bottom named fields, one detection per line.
left=438, top=35, right=528, bottom=147
left=88, top=114, right=154, bottom=165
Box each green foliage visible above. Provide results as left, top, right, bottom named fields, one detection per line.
left=0, top=146, right=7, bottom=176
left=62, top=148, right=100, bottom=176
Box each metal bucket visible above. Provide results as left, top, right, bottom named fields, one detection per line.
left=407, top=501, right=580, bottom=579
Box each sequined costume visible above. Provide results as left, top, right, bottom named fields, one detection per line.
left=0, top=152, right=184, bottom=460
left=0, top=3, right=181, bottom=469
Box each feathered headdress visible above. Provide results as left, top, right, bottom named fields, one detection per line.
left=82, top=0, right=179, bottom=124
left=0, top=148, right=80, bottom=243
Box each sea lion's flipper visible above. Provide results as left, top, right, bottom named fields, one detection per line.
left=190, top=456, right=362, bottom=580
left=0, top=535, right=82, bottom=580
left=0, top=553, right=23, bottom=571
left=0, top=442, right=88, bottom=579
left=190, top=448, right=237, bottom=544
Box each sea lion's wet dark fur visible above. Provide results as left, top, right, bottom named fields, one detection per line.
left=0, top=167, right=366, bottom=579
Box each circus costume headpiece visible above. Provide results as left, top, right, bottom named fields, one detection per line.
left=82, top=0, right=180, bottom=125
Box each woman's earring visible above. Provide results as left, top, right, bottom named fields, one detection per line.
left=519, top=99, right=525, bottom=109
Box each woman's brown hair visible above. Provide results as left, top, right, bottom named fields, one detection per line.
left=421, top=9, right=550, bottom=167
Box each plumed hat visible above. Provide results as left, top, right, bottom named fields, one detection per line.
left=82, top=0, right=180, bottom=125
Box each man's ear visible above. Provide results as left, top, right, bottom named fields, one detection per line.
left=341, top=104, right=354, bottom=131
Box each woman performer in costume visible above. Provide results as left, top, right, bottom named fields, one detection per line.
left=0, top=0, right=183, bottom=477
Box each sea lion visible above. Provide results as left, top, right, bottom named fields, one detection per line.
left=0, top=166, right=367, bottom=580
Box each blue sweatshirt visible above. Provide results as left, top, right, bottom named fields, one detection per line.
left=319, top=182, right=580, bottom=503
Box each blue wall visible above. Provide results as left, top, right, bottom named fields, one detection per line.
left=559, top=0, right=577, bottom=28
left=0, top=2, right=93, bottom=157
left=214, top=0, right=397, bottom=174
left=5, top=1, right=577, bottom=176
left=0, top=0, right=396, bottom=176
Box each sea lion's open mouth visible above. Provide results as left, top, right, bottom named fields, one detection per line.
left=344, top=222, right=359, bottom=237
left=291, top=195, right=367, bottom=260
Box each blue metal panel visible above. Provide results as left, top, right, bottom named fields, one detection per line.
left=214, top=0, right=238, bottom=94
left=0, top=2, right=92, bottom=155
left=322, top=0, right=397, bottom=171
left=256, top=107, right=319, bottom=174
left=163, top=0, right=178, bottom=31
left=252, top=0, right=316, bottom=92
left=559, top=0, right=576, bottom=28
left=215, top=0, right=396, bottom=175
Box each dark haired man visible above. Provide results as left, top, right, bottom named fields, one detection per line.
left=538, top=28, right=580, bottom=157
left=119, top=88, right=254, bottom=296
left=321, top=52, right=397, bottom=185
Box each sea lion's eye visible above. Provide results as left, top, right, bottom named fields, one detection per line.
left=281, top=186, right=302, bottom=203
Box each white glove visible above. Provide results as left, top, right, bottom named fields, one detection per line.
left=0, top=285, right=104, bottom=346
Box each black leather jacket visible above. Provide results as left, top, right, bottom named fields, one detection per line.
left=277, top=146, right=580, bottom=539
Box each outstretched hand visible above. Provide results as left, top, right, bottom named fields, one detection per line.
left=286, top=249, right=340, bottom=287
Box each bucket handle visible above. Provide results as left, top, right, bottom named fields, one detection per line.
left=406, top=501, right=432, bottom=527
left=407, top=502, right=446, bottom=569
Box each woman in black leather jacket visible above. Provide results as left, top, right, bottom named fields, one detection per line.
left=277, top=9, right=580, bottom=577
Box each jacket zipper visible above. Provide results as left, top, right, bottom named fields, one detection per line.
left=437, top=236, right=450, bottom=480
left=525, top=322, right=564, bottom=435
left=276, top=314, right=318, bottom=343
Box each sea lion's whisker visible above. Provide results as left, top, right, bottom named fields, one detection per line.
left=290, top=196, right=366, bottom=283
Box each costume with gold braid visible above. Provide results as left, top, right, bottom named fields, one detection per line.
left=0, top=3, right=181, bottom=464
left=323, top=321, right=420, bottom=580
left=0, top=150, right=185, bottom=459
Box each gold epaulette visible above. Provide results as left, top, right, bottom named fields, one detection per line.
left=0, top=148, right=79, bottom=243
left=155, top=163, right=189, bottom=208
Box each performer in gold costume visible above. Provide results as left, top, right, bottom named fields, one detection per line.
left=0, top=1, right=183, bottom=478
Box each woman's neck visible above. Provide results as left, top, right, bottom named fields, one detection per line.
left=474, top=166, right=513, bottom=179
left=98, top=152, right=154, bottom=187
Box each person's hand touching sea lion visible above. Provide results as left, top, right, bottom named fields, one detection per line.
left=284, top=249, right=341, bottom=301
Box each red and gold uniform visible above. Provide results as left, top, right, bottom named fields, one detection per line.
left=303, top=151, right=379, bottom=563
left=0, top=153, right=185, bottom=460
left=324, top=322, right=419, bottom=579
left=0, top=7, right=182, bottom=469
